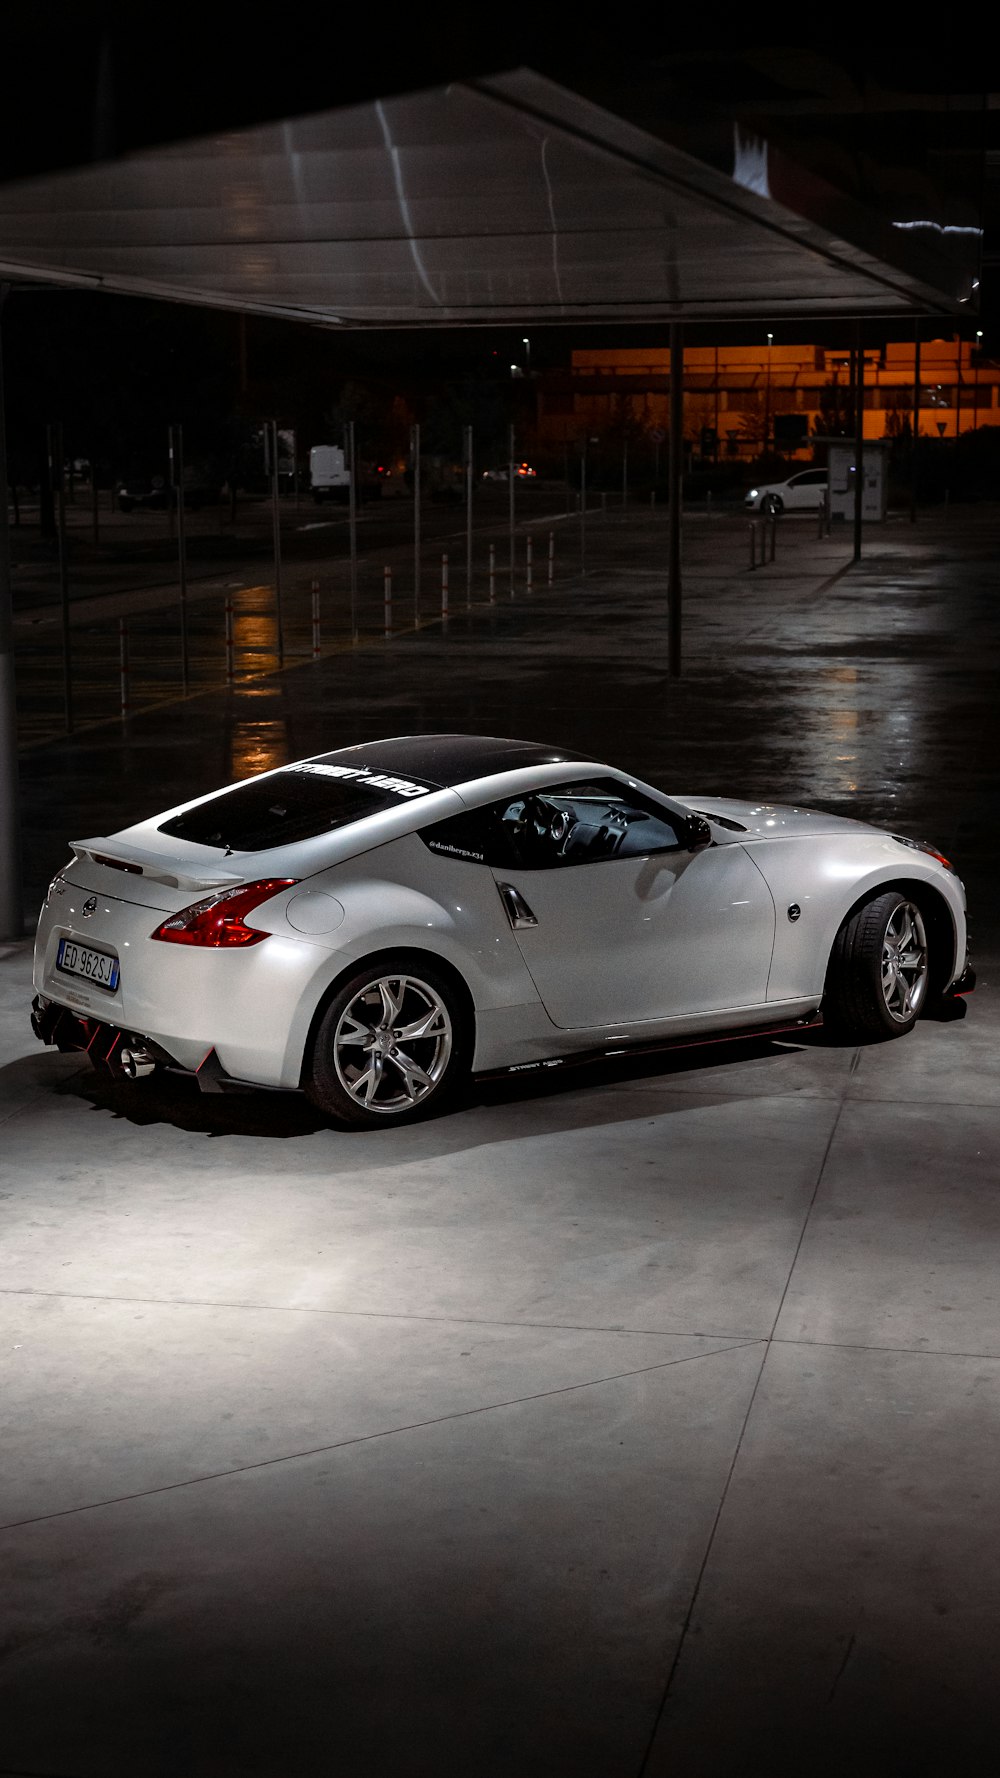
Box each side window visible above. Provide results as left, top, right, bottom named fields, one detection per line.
left=493, top=778, right=682, bottom=869
left=419, top=807, right=516, bottom=868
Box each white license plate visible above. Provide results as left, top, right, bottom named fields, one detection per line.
left=56, top=938, right=120, bottom=992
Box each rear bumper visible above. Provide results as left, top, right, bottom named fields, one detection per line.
left=30, top=995, right=262, bottom=1093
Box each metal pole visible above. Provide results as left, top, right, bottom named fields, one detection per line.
left=622, top=436, right=628, bottom=514
left=579, top=442, right=587, bottom=578
left=668, top=321, right=683, bottom=676
left=489, top=543, right=496, bottom=603
left=91, top=462, right=100, bottom=549
left=224, top=592, right=235, bottom=684
left=47, top=421, right=73, bottom=731
left=411, top=421, right=421, bottom=626
left=0, top=286, right=24, bottom=937
left=910, top=320, right=921, bottom=524
left=526, top=534, right=533, bottom=594
left=508, top=423, right=516, bottom=596
left=464, top=423, right=473, bottom=607
left=853, top=321, right=864, bottom=564
left=311, top=579, right=321, bottom=659
left=118, top=617, right=129, bottom=720
left=267, top=421, right=284, bottom=666
left=548, top=530, right=555, bottom=586
left=384, top=566, right=392, bottom=638
left=441, top=553, right=449, bottom=621
left=347, top=419, right=358, bottom=643
left=169, top=423, right=189, bottom=693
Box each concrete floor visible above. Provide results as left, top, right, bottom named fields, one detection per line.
left=3, top=507, right=999, bottom=1775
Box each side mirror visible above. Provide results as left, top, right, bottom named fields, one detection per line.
left=683, top=814, right=713, bottom=853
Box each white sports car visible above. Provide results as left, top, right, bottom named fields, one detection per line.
left=31, top=735, right=973, bottom=1127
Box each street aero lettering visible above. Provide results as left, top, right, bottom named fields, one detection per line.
left=296, top=762, right=430, bottom=798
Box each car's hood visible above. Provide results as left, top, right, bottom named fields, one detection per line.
left=677, top=796, right=876, bottom=841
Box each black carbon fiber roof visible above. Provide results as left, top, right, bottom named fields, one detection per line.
left=309, top=735, right=591, bottom=787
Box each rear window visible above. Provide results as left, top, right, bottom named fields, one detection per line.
left=158, top=762, right=437, bottom=852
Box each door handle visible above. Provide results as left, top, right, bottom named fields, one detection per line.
left=497, top=883, right=538, bottom=930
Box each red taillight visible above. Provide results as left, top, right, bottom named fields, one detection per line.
left=151, top=879, right=297, bottom=948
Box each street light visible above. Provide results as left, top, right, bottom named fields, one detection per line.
left=522, top=335, right=531, bottom=374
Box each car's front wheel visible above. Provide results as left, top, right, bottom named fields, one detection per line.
left=823, top=892, right=930, bottom=1040
left=305, top=960, right=470, bottom=1127
left=762, top=493, right=783, bottom=515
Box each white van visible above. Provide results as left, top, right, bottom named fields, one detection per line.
left=309, top=445, right=351, bottom=503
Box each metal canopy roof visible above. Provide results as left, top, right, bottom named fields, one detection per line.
left=0, top=70, right=973, bottom=327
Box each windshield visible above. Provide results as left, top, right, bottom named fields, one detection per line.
left=158, top=761, right=437, bottom=852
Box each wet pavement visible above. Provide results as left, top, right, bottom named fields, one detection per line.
left=2, top=504, right=1000, bottom=1775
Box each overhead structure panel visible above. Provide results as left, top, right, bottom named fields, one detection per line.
left=0, top=72, right=973, bottom=325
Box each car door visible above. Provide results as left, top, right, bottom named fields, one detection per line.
left=786, top=469, right=826, bottom=510
left=479, top=778, right=776, bottom=1030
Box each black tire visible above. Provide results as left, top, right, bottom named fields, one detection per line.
left=305, top=958, right=471, bottom=1128
left=823, top=892, right=930, bottom=1041
left=762, top=493, right=783, bottom=515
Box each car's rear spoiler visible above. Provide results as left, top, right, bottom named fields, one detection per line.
left=70, top=839, right=244, bottom=895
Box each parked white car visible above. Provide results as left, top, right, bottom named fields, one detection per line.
left=31, top=735, right=972, bottom=1127
left=745, top=467, right=828, bottom=513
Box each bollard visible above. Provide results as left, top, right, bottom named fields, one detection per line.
left=441, top=553, right=449, bottom=620
left=526, top=534, right=533, bottom=593
left=749, top=522, right=758, bottom=570
left=769, top=515, right=777, bottom=563
left=548, top=530, right=555, bottom=587
left=817, top=498, right=825, bottom=540
left=489, top=543, right=496, bottom=603
left=310, top=579, right=321, bottom=659
left=119, top=618, right=129, bottom=719
left=224, top=593, right=235, bottom=684
left=384, top=566, right=392, bottom=638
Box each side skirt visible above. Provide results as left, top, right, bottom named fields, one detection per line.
left=475, top=1011, right=824, bottom=1082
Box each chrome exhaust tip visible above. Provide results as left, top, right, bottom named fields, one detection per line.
left=119, top=1047, right=156, bottom=1080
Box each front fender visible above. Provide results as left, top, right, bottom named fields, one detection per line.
left=745, top=836, right=966, bottom=1002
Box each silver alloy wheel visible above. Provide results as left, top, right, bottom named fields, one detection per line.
left=880, top=901, right=929, bottom=1023
left=332, top=974, right=454, bottom=1115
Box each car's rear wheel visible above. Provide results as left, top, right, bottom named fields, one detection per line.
left=823, top=892, right=930, bottom=1040
left=305, top=961, right=470, bottom=1127
left=762, top=493, right=783, bottom=514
